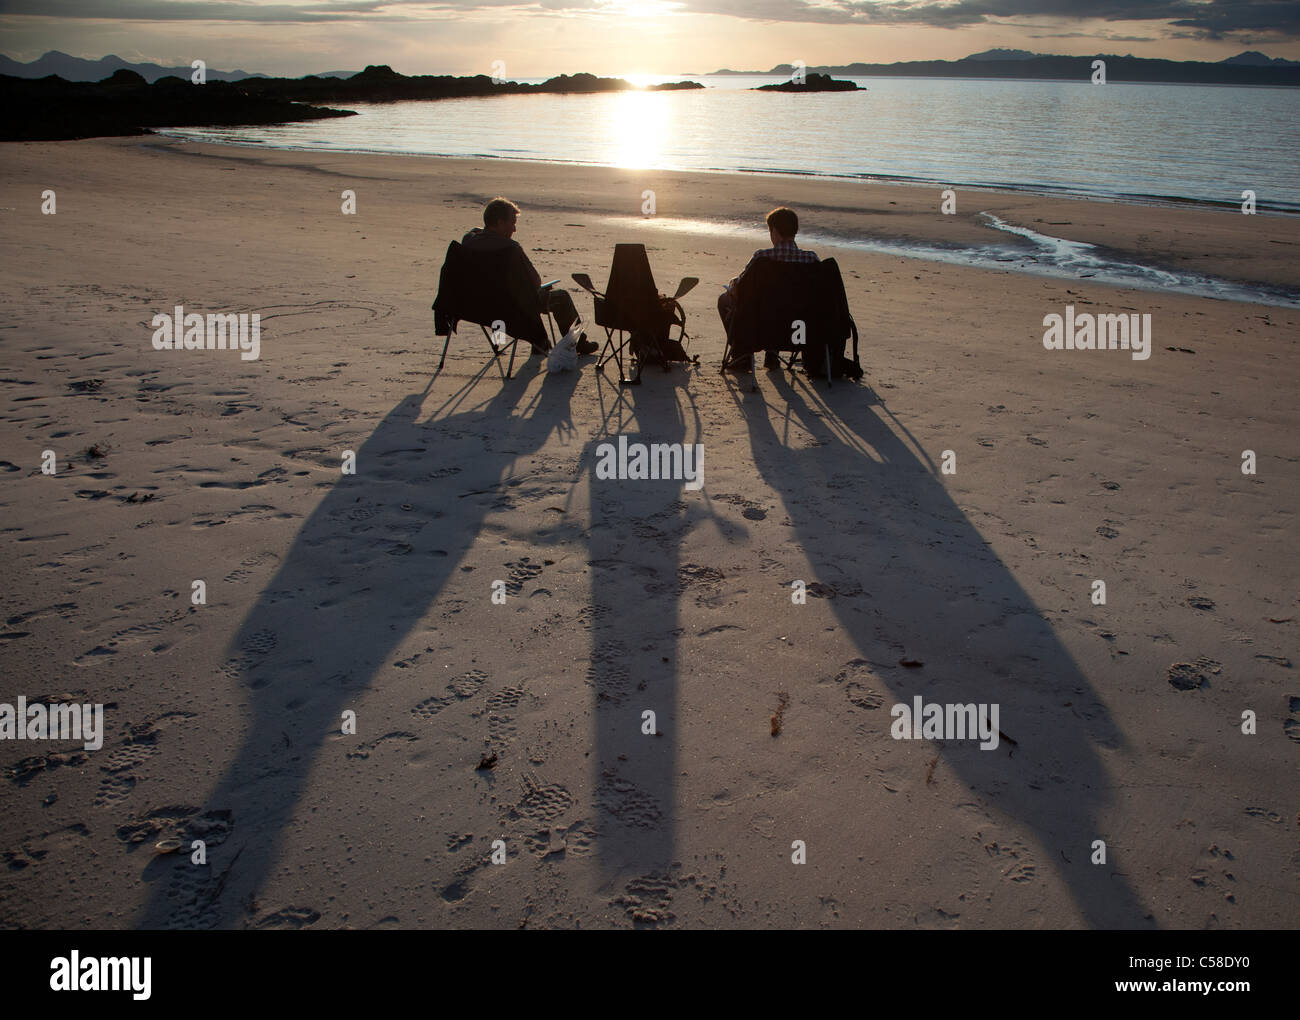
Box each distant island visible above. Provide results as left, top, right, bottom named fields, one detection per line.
left=755, top=73, right=859, bottom=92
left=704, top=49, right=1300, bottom=86
left=0, top=69, right=353, bottom=141
left=0, top=66, right=704, bottom=142
left=6, top=45, right=1296, bottom=142
left=233, top=66, right=702, bottom=105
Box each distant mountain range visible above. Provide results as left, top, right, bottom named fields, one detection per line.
left=5, top=47, right=1298, bottom=86
left=705, top=50, right=1300, bottom=84
left=0, top=50, right=358, bottom=82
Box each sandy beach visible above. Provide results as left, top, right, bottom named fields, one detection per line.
left=0, top=135, right=1296, bottom=929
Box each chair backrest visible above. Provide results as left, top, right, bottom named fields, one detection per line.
left=433, top=240, right=546, bottom=345
left=730, top=257, right=851, bottom=357
left=597, top=243, right=665, bottom=332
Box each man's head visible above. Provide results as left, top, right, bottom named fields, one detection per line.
left=484, top=197, right=520, bottom=239
left=766, top=206, right=799, bottom=245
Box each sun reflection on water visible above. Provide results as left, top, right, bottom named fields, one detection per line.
left=604, top=88, right=676, bottom=169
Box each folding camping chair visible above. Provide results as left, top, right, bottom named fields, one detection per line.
left=571, top=243, right=699, bottom=386
left=432, top=240, right=560, bottom=380
left=720, top=258, right=861, bottom=388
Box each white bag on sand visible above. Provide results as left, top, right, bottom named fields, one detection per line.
left=547, top=330, right=579, bottom=373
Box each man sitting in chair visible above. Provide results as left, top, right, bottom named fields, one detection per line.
left=718, top=206, right=819, bottom=371
left=462, top=197, right=598, bottom=356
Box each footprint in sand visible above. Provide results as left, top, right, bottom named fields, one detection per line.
left=612, top=871, right=678, bottom=927
left=830, top=659, right=887, bottom=712
left=503, top=557, right=543, bottom=595
left=252, top=906, right=321, bottom=929
left=93, top=773, right=137, bottom=807
left=223, top=552, right=278, bottom=584
left=99, top=742, right=158, bottom=775
left=6, top=750, right=89, bottom=785
left=159, top=858, right=224, bottom=930
left=983, top=839, right=1038, bottom=883
left=1167, top=657, right=1221, bottom=691
left=345, top=731, right=418, bottom=760
left=506, top=776, right=574, bottom=825
left=485, top=685, right=525, bottom=745
left=240, top=629, right=277, bottom=656
left=393, top=646, right=435, bottom=669
left=596, top=769, right=662, bottom=829
left=409, top=669, right=489, bottom=719
left=587, top=644, right=631, bottom=704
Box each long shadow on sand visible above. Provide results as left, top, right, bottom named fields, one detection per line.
left=583, top=373, right=712, bottom=892
left=136, top=361, right=579, bottom=928
left=740, top=372, right=1151, bottom=928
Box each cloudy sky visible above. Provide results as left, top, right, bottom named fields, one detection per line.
left=1, top=0, right=1297, bottom=77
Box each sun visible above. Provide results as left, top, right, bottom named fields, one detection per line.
left=608, top=0, right=679, bottom=17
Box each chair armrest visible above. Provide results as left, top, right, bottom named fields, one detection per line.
left=571, top=272, right=600, bottom=296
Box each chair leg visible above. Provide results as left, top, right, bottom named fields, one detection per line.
left=505, top=338, right=519, bottom=379
left=480, top=325, right=510, bottom=381
left=677, top=325, right=698, bottom=365
left=825, top=346, right=833, bottom=389
left=596, top=329, right=616, bottom=373
left=617, top=332, right=640, bottom=386
left=720, top=337, right=752, bottom=375
left=438, top=333, right=451, bottom=372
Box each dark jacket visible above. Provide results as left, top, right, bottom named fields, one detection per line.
left=462, top=228, right=542, bottom=289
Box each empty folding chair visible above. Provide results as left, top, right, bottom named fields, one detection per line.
left=571, top=243, right=698, bottom=386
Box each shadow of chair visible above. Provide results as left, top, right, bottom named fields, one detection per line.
left=582, top=377, right=717, bottom=893
left=739, top=372, right=1151, bottom=927
left=135, top=365, right=580, bottom=928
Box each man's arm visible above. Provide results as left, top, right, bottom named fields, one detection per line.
left=725, top=251, right=763, bottom=295
left=517, top=242, right=542, bottom=289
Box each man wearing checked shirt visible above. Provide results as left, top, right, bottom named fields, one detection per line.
left=718, top=206, right=819, bottom=372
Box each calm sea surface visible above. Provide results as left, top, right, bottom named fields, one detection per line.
left=163, top=76, right=1300, bottom=213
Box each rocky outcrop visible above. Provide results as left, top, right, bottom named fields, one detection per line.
left=755, top=73, right=860, bottom=92
left=1, top=71, right=354, bottom=141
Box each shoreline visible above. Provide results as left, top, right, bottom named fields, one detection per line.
left=134, top=135, right=1300, bottom=298
left=153, top=128, right=1300, bottom=219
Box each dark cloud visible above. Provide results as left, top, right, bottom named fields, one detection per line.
left=1, top=0, right=1296, bottom=37
left=0, top=0, right=594, bottom=23
left=1026, top=31, right=1160, bottom=41
left=686, top=0, right=1300, bottom=37
left=0, top=0, right=382, bottom=22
